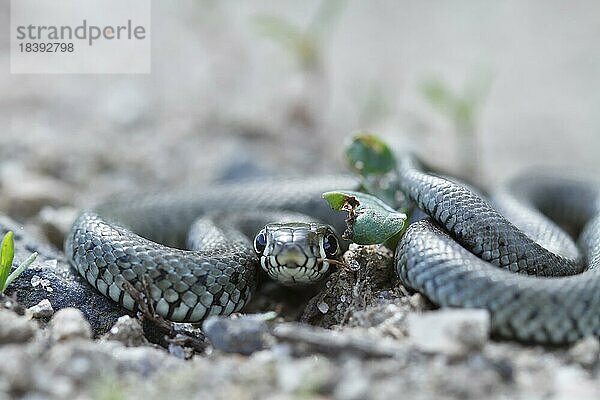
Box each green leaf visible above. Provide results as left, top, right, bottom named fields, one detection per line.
left=420, top=78, right=456, bottom=113
left=323, top=190, right=407, bottom=245
left=454, top=100, right=473, bottom=129
left=253, top=15, right=302, bottom=44
left=322, top=191, right=350, bottom=211
left=0, top=231, right=15, bottom=292
left=344, top=132, right=396, bottom=176
left=5, top=252, right=37, bottom=289
left=252, top=15, right=318, bottom=67
left=344, top=133, right=405, bottom=207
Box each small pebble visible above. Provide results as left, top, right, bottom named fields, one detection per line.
left=407, top=309, right=490, bottom=355
left=168, top=343, right=188, bottom=359
left=0, top=309, right=36, bottom=344
left=31, top=275, right=54, bottom=292
left=102, top=315, right=147, bottom=347
left=26, top=298, right=54, bottom=319
left=409, top=293, right=432, bottom=311
left=202, top=315, right=273, bottom=355
left=569, top=336, right=600, bottom=369
left=317, top=301, right=330, bottom=314
left=50, top=308, right=92, bottom=341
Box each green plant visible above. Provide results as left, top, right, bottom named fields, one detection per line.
left=253, top=0, right=347, bottom=70
left=324, top=133, right=409, bottom=248
left=0, top=231, right=37, bottom=294
left=420, top=72, right=491, bottom=180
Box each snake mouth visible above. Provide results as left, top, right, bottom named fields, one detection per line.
left=273, top=246, right=309, bottom=269
left=280, top=261, right=300, bottom=269
left=261, top=256, right=326, bottom=286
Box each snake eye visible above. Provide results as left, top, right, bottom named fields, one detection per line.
left=254, top=230, right=267, bottom=254
left=323, top=234, right=338, bottom=257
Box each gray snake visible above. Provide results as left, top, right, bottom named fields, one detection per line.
left=65, top=157, right=600, bottom=344
left=65, top=177, right=355, bottom=322
left=396, top=155, right=600, bottom=344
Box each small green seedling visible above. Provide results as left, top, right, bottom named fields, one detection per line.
left=253, top=0, right=347, bottom=70
left=419, top=73, right=491, bottom=180
left=326, top=134, right=415, bottom=248
left=0, top=231, right=38, bottom=294
left=344, top=132, right=396, bottom=176
left=323, top=191, right=407, bottom=246
left=343, top=133, right=408, bottom=209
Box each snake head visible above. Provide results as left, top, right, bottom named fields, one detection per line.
left=254, top=222, right=340, bottom=286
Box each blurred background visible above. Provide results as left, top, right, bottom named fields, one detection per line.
left=1, top=0, right=600, bottom=222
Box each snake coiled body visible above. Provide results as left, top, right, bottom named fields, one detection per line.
left=65, top=176, right=356, bottom=322
left=396, top=156, right=600, bottom=344
left=66, top=157, right=600, bottom=344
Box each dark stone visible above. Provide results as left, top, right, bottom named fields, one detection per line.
left=0, top=215, right=127, bottom=336
left=202, top=315, right=273, bottom=355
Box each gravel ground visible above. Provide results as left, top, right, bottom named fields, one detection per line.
left=1, top=244, right=600, bottom=400
left=2, top=1, right=600, bottom=399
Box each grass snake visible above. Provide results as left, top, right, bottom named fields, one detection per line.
left=65, top=157, right=600, bottom=344
left=396, top=155, right=600, bottom=344
left=65, top=176, right=356, bottom=322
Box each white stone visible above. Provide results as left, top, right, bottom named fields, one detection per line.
left=50, top=308, right=92, bottom=341
left=569, top=336, right=600, bottom=369
left=407, top=308, right=490, bottom=355
left=26, top=298, right=54, bottom=319
left=317, top=301, right=330, bottom=314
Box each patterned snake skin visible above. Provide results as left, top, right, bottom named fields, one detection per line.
left=396, top=156, right=600, bottom=344
left=65, top=176, right=356, bottom=322
left=65, top=156, right=600, bottom=344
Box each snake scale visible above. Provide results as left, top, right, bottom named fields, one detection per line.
left=396, top=156, right=600, bottom=344
left=65, top=156, right=600, bottom=344
left=65, top=177, right=355, bottom=322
